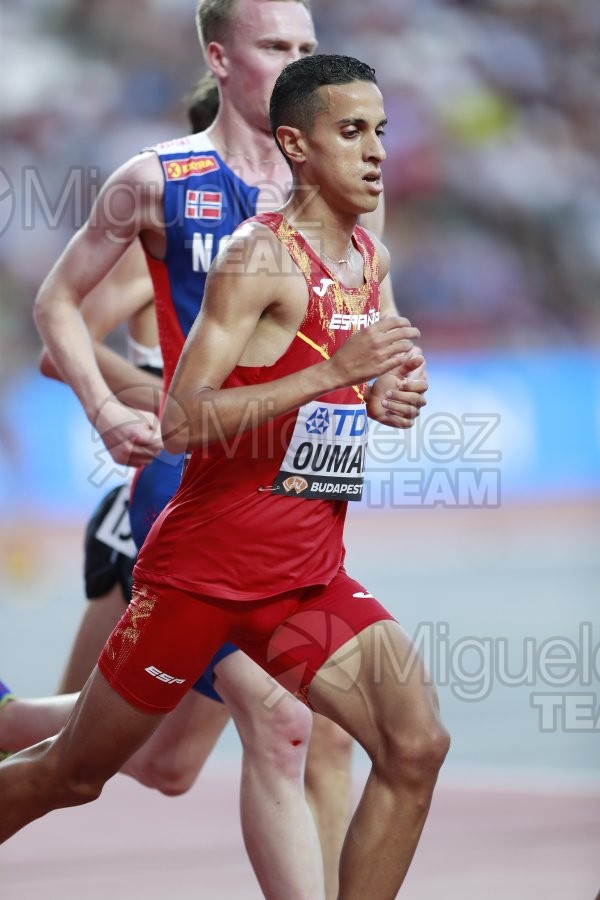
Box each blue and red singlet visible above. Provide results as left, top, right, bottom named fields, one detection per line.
left=129, top=133, right=260, bottom=548
left=127, top=134, right=262, bottom=699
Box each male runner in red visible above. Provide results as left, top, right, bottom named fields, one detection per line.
left=5, top=5, right=427, bottom=895
left=0, top=55, right=448, bottom=897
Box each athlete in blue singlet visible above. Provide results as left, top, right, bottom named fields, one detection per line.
left=129, top=131, right=266, bottom=702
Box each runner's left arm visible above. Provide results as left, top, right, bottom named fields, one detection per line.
left=363, top=232, right=428, bottom=428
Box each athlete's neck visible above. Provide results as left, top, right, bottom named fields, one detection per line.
left=281, top=193, right=359, bottom=267
left=207, top=108, right=284, bottom=176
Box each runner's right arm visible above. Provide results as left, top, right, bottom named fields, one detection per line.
left=39, top=243, right=161, bottom=413
left=34, top=153, right=164, bottom=464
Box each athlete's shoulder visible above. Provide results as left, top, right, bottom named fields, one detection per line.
left=151, top=135, right=194, bottom=154
left=215, top=217, right=282, bottom=274
left=91, top=152, right=164, bottom=232
left=205, top=218, right=297, bottom=309
left=108, top=150, right=164, bottom=190
left=232, top=211, right=283, bottom=239
left=150, top=131, right=215, bottom=156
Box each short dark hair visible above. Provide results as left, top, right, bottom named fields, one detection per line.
left=270, top=54, right=377, bottom=149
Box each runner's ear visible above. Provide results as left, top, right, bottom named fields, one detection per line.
left=205, top=41, right=228, bottom=79
left=276, top=126, right=306, bottom=165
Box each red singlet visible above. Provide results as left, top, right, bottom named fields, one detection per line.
left=134, top=213, right=381, bottom=600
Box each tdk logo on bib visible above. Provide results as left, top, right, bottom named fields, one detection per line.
left=306, top=407, right=330, bottom=435
left=274, top=401, right=368, bottom=501
left=331, top=408, right=368, bottom=437
left=305, top=407, right=367, bottom=438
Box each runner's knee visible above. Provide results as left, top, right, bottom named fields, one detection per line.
left=131, top=753, right=198, bottom=797
left=243, top=698, right=313, bottom=778
left=60, top=771, right=104, bottom=806
left=376, top=721, right=450, bottom=788
left=43, top=741, right=107, bottom=807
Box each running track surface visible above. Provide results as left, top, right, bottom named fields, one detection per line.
left=2, top=502, right=598, bottom=896
left=1, top=766, right=598, bottom=899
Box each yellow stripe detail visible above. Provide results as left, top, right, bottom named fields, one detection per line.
left=296, top=330, right=330, bottom=360
left=296, top=331, right=364, bottom=401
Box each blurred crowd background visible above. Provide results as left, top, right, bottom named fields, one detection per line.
left=0, top=0, right=599, bottom=519
left=2, top=0, right=600, bottom=373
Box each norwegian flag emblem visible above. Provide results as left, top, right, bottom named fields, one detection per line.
left=185, top=190, right=222, bottom=220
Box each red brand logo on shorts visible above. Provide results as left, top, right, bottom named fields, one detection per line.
left=282, top=476, right=308, bottom=494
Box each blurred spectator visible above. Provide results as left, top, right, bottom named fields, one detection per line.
left=1, top=0, right=599, bottom=360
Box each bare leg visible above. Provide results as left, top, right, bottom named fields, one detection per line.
left=0, top=586, right=127, bottom=752
left=0, top=667, right=165, bottom=843
left=308, top=620, right=450, bottom=899
left=215, top=652, right=326, bottom=900
left=1, top=582, right=229, bottom=796
left=57, top=584, right=125, bottom=692
left=0, top=693, right=78, bottom=751
left=0, top=654, right=326, bottom=896
left=304, top=713, right=353, bottom=900
left=122, top=688, right=229, bottom=795
left=0, top=586, right=129, bottom=752
left=0, top=691, right=229, bottom=799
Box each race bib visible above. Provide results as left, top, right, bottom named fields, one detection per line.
left=94, top=484, right=137, bottom=557
left=273, top=400, right=368, bottom=501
